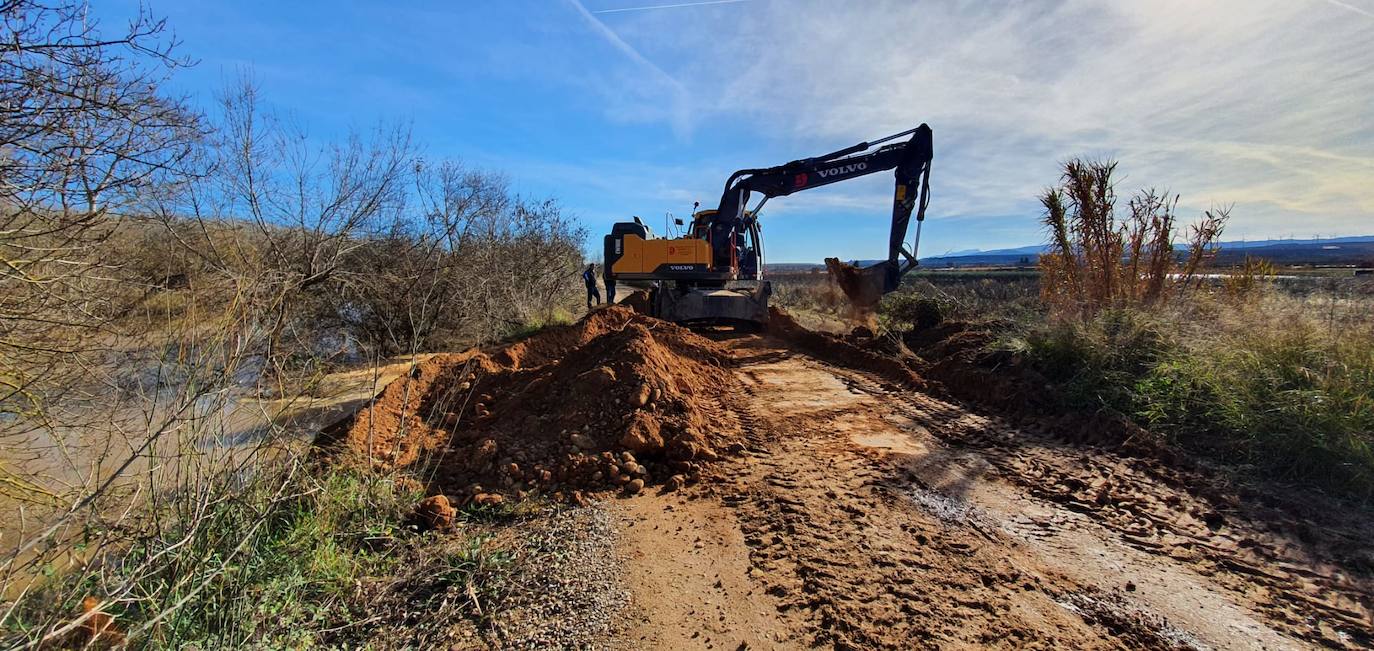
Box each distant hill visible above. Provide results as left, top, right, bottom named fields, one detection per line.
left=765, top=235, right=1374, bottom=272
left=917, top=235, right=1374, bottom=268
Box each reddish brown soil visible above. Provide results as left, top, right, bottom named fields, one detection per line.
left=616, top=330, right=1372, bottom=649
left=830, top=317, right=1374, bottom=647
left=768, top=306, right=925, bottom=389
left=324, top=306, right=1372, bottom=648
left=325, top=306, right=746, bottom=503
left=619, top=288, right=653, bottom=315
left=824, top=257, right=884, bottom=311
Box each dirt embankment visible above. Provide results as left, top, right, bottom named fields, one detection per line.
left=767, top=306, right=925, bottom=389
left=319, top=305, right=1372, bottom=648
left=322, top=306, right=746, bottom=507
left=781, top=316, right=1374, bottom=648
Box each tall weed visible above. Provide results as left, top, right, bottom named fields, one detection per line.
left=1039, top=159, right=1227, bottom=315
left=1135, top=307, right=1374, bottom=493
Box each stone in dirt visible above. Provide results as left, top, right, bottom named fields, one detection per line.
left=620, top=412, right=664, bottom=454
left=412, top=494, right=456, bottom=531
left=472, top=492, right=505, bottom=506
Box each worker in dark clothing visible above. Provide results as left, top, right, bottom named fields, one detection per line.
left=583, top=264, right=600, bottom=310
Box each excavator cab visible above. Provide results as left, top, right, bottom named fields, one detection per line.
left=603, top=208, right=770, bottom=328
left=689, top=209, right=763, bottom=280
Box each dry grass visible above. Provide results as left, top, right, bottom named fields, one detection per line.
left=1013, top=282, right=1374, bottom=499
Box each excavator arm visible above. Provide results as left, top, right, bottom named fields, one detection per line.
left=710, top=124, right=933, bottom=298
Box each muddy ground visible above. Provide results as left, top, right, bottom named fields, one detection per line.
left=610, top=333, right=1372, bottom=650
left=330, top=306, right=1373, bottom=650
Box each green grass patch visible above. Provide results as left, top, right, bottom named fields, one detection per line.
left=1010, top=304, right=1374, bottom=499
left=4, top=465, right=523, bottom=649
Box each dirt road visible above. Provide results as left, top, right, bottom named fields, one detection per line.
left=323, top=305, right=1370, bottom=648
left=611, top=335, right=1372, bottom=649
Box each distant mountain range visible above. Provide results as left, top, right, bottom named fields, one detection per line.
left=766, top=235, right=1374, bottom=271
left=918, top=235, right=1374, bottom=267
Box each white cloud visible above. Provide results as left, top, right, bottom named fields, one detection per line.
left=565, top=0, right=695, bottom=138
left=578, top=0, right=1374, bottom=250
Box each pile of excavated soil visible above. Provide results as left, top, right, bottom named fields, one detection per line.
left=323, top=306, right=744, bottom=505
left=617, top=288, right=653, bottom=315
left=768, top=306, right=926, bottom=388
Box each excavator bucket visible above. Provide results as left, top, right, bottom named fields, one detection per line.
left=824, top=257, right=891, bottom=310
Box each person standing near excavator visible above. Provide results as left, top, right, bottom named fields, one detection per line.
left=582, top=263, right=601, bottom=311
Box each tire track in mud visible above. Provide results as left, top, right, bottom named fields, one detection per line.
left=811, top=349, right=1372, bottom=649
left=712, top=340, right=1195, bottom=649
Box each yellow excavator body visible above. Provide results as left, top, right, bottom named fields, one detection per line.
left=608, top=234, right=713, bottom=279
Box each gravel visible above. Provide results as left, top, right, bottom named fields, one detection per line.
left=480, top=501, right=630, bottom=650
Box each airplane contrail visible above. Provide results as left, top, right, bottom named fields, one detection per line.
left=1321, top=0, right=1374, bottom=19
left=593, top=0, right=750, bottom=14
left=567, top=0, right=695, bottom=136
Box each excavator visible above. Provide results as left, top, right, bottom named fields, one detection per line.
left=603, top=124, right=933, bottom=327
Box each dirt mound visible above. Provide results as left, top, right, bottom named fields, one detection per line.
left=618, top=288, right=653, bottom=315
left=325, top=306, right=744, bottom=503
left=768, top=306, right=925, bottom=389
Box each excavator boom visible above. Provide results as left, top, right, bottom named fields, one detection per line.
left=711, top=124, right=933, bottom=301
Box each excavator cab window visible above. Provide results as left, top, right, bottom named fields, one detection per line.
left=738, top=216, right=762, bottom=279
left=689, top=210, right=714, bottom=239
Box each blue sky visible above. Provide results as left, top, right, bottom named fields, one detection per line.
left=95, top=0, right=1374, bottom=262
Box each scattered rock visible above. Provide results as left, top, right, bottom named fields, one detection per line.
left=620, top=413, right=664, bottom=454
left=472, top=492, right=505, bottom=506
left=473, top=439, right=498, bottom=465
left=581, top=365, right=617, bottom=388
left=412, top=494, right=456, bottom=531
left=624, top=478, right=645, bottom=495
left=570, top=432, right=596, bottom=450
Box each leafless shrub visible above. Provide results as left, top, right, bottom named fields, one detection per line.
left=338, top=162, right=586, bottom=354
left=1039, top=159, right=1229, bottom=315
left=0, top=4, right=588, bottom=644
left=0, top=0, right=203, bottom=506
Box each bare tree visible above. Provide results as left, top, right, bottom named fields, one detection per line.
left=0, top=0, right=201, bottom=502
left=0, top=7, right=586, bottom=641
left=333, top=159, right=586, bottom=356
